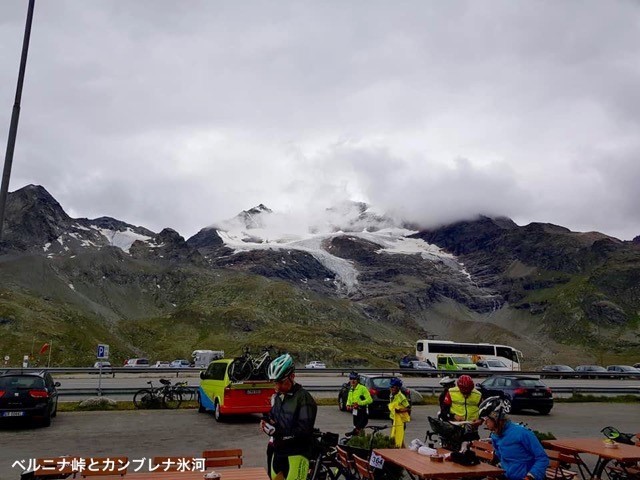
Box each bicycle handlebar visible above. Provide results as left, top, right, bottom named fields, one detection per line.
left=367, top=425, right=388, bottom=432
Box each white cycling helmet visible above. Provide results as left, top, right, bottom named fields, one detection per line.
left=478, top=396, right=507, bottom=422
left=439, top=376, right=456, bottom=386
left=268, top=353, right=295, bottom=381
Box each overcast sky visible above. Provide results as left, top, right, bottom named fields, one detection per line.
left=1, top=1, right=639, bottom=240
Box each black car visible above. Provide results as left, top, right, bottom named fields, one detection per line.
left=0, top=371, right=60, bottom=427
left=338, top=374, right=411, bottom=417
left=606, top=365, right=640, bottom=379
left=477, top=375, right=553, bottom=415
left=575, top=365, right=607, bottom=378
left=540, top=365, right=575, bottom=378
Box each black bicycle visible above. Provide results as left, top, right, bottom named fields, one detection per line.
left=308, top=429, right=342, bottom=480
left=339, top=425, right=399, bottom=480
left=174, top=380, right=195, bottom=402
left=133, top=379, right=182, bottom=409
left=229, top=346, right=274, bottom=382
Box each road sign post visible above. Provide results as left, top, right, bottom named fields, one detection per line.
left=96, top=344, right=109, bottom=397
left=97, top=344, right=109, bottom=360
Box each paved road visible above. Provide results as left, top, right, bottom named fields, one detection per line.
left=57, top=372, right=640, bottom=390
left=2, top=404, right=639, bottom=479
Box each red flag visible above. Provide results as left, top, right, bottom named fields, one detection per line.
left=39, top=343, right=50, bottom=355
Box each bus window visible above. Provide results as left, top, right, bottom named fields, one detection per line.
left=496, top=347, right=518, bottom=363
left=417, top=342, right=424, bottom=352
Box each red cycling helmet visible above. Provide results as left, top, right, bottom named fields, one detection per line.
left=457, top=374, right=474, bottom=394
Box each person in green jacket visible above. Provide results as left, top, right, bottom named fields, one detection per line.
left=346, top=371, right=373, bottom=436
left=388, top=377, right=411, bottom=448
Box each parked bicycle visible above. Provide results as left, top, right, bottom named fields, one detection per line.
left=338, top=425, right=393, bottom=480
left=229, top=346, right=274, bottom=382
left=308, top=429, right=342, bottom=480
left=133, top=379, right=182, bottom=409
left=174, top=380, right=195, bottom=402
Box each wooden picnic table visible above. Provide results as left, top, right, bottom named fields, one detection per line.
left=81, top=467, right=269, bottom=480
left=543, top=438, right=640, bottom=479
left=374, top=448, right=504, bottom=479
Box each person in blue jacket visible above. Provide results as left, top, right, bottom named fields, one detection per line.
left=479, top=396, right=549, bottom=480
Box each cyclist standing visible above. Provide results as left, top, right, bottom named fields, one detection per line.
left=261, top=354, right=317, bottom=480
left=445, top=374, right=482, bottom=423
left=345, top=371, right=373, bottom=436
left=388, top=377, right=411, bottom=448
left=437, top=376, right=456, bottom=420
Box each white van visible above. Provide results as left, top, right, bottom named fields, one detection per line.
left=124, top=358, right=149, bottom=367
left=192, top=350, right=224, bottom=368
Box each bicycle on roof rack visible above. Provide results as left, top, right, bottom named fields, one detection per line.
left=132, top=379, right=182, bottom=409
left=228, top=346, right=274, bottom=382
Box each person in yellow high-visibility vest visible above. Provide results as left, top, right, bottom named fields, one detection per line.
left=346, top=371, right=373, bottom=436
left=445, top=374, right=482, bottom=422
left=388, top=377, right=411, bottom=448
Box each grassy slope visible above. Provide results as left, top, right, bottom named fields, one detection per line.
left=0, top=255, right=420, bottom=366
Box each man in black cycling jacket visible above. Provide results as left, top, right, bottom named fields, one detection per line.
left=261, top=353, right=317, bottom=480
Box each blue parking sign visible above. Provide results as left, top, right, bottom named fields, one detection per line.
left=97, top=344, right=109, bottom=359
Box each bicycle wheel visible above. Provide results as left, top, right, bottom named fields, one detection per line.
left=162, top=390, right=182, bottom=409
left=178, top=386, right=195, bottom=402
left=133, top=389, right=154, bottom=409
left=257, top=358, right=270, bottom=379
left=229, top=359, right=252, bottom=381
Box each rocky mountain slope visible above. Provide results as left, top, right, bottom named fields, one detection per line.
left=0, top=185, right=638, bottom=367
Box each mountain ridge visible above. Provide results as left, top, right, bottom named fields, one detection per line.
left=1, top=185, right=638, bottom=367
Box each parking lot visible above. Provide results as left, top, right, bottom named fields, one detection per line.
left=2, top=404, right=639, bottom=478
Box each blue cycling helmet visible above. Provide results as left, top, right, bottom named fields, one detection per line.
left=389, top=377, right=403, bottom=388
left=349, top=371, right=359, bottom=380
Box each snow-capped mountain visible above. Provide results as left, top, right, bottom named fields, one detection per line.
left=212, top=201, right=471, bottom=294
left=2, top=184, right=639, bottom=368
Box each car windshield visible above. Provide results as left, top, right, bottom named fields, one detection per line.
left=516, top=379, right=546, bottom=387
left=372, top=377, right=393, bottom=388
left=452, top=356, right=473, bottom=364
left=0, top=375, right=45, bottom=389
left=488, top=361, right=506, bottom=367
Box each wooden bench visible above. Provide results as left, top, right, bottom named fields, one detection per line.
left=152, top=456, right=199, bottom=472
left=352, top=454, right=375, bottom=480
left=545, top=450, right=580, bottom=480
left=471, top=440, right=497, bottom=464
left=79, top=457, right=128, bottom=477
left=30, top=457, right=79, bottom=479
left=202, top=449, right=243, bottom=469
left=336, top=446, right=357, bottom=479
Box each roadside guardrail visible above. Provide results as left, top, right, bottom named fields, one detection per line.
left=3, top=367, right=640, bottom=380
left=56, top=384, right=640, bottom=398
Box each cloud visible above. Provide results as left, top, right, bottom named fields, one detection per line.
left=1, top=0, right=639, bottom=240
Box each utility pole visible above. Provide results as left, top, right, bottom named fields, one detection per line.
left=0, top=0, right=36, bottom=242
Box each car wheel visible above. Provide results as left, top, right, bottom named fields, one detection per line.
left=537, top=407, right=552, bottom=415
left=502, top=398, right=512, bottom=414
left=51, top=400, right=57, bottom=418
left=214, top=399, right=224, bottom=422
left=338, top=393, right=346, bottom=412
left=197, top=392, right=206, bottom=413
left=42, top=411, right=52, bottom=428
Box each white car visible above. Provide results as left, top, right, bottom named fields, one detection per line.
left=475, top=359, right=511, bottom=371
left=152, top=361, right=171, bottom=368
left=170, top=359, right=192, bottom=368
left=305, top=361, right=327, bottom=369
